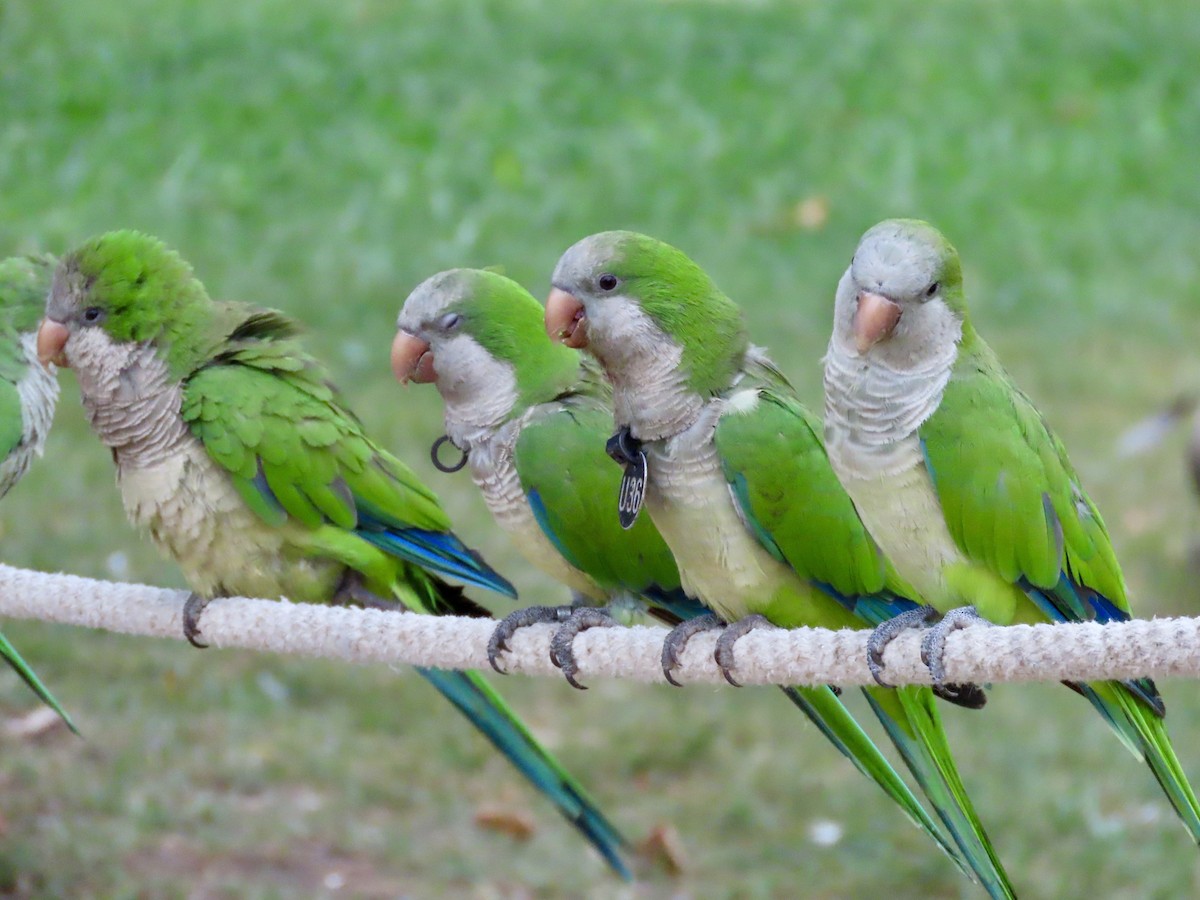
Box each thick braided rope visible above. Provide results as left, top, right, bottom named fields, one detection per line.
left=0, top=563, right=1196, bottom=686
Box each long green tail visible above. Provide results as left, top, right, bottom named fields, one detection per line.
left=778, top=685, right=961, bottom=864
left=865, top=686, right=1015, bottom=899
left=418, top=666, right=630, bottom=878
left=0, top=629, right=77, bottom=735
left=1078, top=680, right=1200, bottom=842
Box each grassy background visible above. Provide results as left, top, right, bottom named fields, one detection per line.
left=2, top=0, right=1200, bottom=895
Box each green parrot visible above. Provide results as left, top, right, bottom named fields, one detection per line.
left=35, top=232, right=630, bottom=877
left=822, top=217, right=1200, bottom=842
left=0, top=254, right=75, bottom=732
left=392, top=266, right=990, bottom=880
left=392, top=268, right=710, bottom=688
left=547, top=231, right=1014, bottom=897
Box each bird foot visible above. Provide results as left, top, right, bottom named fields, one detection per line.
left=550, top=608, right=619, bottom=690
left=660, top=612, right=725, bottom=686
left=714, top=614, right=775, bottom=687
left=332, top=570, right=403, bottom=611
left=487, top=605, right=575, bottom=674
left=182, top=593, right=211, bottom=649
left=865, top=605, right=938, bottom=687
left=920, top=605, right=989, bottom=688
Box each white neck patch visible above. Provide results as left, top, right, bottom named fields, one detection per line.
left=432, top=333, right=520, bottom=451
left=583, top=294, right=703, bottom=441
left=67, top=327, right=191, bottom=470
left=823, top=270, right=961, bottom=476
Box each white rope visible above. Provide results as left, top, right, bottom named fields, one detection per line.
left=0, top=562, right=1196, bottom=687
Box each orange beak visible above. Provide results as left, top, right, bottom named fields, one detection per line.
left=545, top=288, right=588, bottom=348
left=36, top=319, right=70, bottom=369
left=853, top=291, right=902, bottom=354
left=390, top=330, right=436, bottom=384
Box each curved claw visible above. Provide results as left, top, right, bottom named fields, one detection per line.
left=865, top=605, right=938, bottom=687
left=660, top=612, right=725, bottom=687
left=549, top=608, right=618, bottom=690
left=919, top=605, right=988, bottom=685
left=713, top=614, right=775, bottom=687
left=182, top=593, right=211, bottom=649
left=487, top=605, right=573, bottom=674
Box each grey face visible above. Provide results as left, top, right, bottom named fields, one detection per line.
left=850, top=220, right=945, bottom=306
left=395, top=270, right=519, bottom=428
left=396, top=269, right=471, bottom=343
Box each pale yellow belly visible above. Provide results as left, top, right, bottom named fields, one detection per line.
left=118, top=443, right=340, bottom=601
left=645, top=441, right=798, bottom=623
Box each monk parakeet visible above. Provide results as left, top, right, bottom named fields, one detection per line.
left=392, top=268, right=707, bottom=688
left=35, top=232, right=630, bottom=876
left=0, top=255, right=75, bottom=732
left=548, top=231, right=1014, bottom=897
left=823, top=217, right=1200, bottom=843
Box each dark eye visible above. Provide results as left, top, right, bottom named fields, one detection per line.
left=438, top=312, right=462, bottom=331
left=597, top=274, right=618, bottom=292
left=82, top=306, right=103, bottom=323
left=924, top=282, right=940, bottom=298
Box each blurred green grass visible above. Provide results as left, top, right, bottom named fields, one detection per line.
left=2, top=0, right=1200, bottom=895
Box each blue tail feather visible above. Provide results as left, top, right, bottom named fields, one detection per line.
left=359, top=525, right=517, bottom=598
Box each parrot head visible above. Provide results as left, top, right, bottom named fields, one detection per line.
left=394, top=268, right=581, bottom=426
left=0, top=255, right=58, bottom=341
left=546, top=231, right=748, bottom=409
left=37, top=231, right=211, bottom=396
left=834, top=218, right=967, bottom=360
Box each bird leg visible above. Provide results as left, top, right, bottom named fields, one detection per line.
left=182, top=593, right=211, bottom=649
left=487, top=605, right=576, bottom=674
left=865, top=605, right=938, bottom=687
left=331, top=569, right=403, bottom=611
left=920, top=605, right=989, bottom=699
left=549, top=608, right=620, bottom=690
left=660, top=612, right=725, bottom=686
left=714, top=614, right=776, bottom=687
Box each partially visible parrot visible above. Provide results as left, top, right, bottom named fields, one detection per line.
left=0, top=254, right=75, bottom=732
left=547, top=231, right=1014, bottom=897
left=822, top=217, right=1200, bottom=843
left=35, top=232, right=630, bottom=876
left=392, top=268, right=707, bottom=688
left=392, top=266, right=982, bottom=880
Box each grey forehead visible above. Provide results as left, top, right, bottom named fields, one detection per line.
left=45, top=263, right=84, bottom=320
left=397, top=269, right=471, bottom=329
left=551, top=232, right=625, bottom=287
left=851, top=224, right=939, bottom=293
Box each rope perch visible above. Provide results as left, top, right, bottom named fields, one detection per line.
left=0, top=563, right=1196, bottom=687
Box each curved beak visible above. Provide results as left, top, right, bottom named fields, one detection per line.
left=545, top=288, right=588, bottom=349
left=36, top=319, right=70, bottom=369
left=391, top=330, right=436, bottom=384
left=853, top=291, right=902, bottom=354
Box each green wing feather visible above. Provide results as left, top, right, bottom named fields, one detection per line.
left=714, top=385, right=895, bottom=606
left=921, top=334, right=1200, bottom=842
left=714, top=358, right=1014, bottom=897
left=513, top=399, right=681, bottom=596
left=920, top=338, right=1125, bottom=612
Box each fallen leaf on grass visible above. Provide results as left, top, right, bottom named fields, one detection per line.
left=4, top=707, right=68, bottom=741
left=637, top=823, right=688, bottom=875
left=474, top=805, right=538, bottom=840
